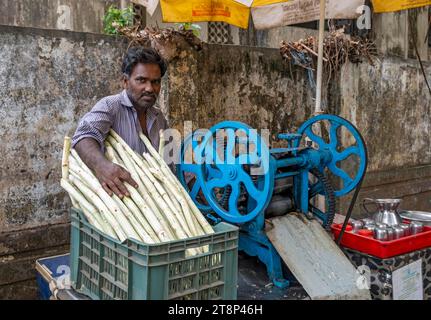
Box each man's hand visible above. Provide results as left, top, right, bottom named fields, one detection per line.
left=94, top=161, right=138, bottom=198
left=75, top=138, right=139, bottom=198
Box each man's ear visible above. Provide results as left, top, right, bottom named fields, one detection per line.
left=122, top=74, right=129, bottom=89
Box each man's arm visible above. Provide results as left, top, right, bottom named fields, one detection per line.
left=71, top=98, right=138, bottom=198
left=75, top=138, right=138, bottom=198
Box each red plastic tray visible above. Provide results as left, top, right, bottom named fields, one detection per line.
left=331, top=223, right=431, bottom=259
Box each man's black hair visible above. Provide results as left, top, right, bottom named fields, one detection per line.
left=122, top=47, right=167, bottom=78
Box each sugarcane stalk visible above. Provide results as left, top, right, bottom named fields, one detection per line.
left=69, top=195, right=81, bottom=210
left=105, top=144, right=115, bottom=163
left=138, top=132, right=214, bottom=235
left=71, top=145, right=157, bottom=242
left=62, top=131, right=212, bottom=250
left=61, top=178, right=112, bottom=237
left=109, top=134, right=192, bottom=239
left=70, top=149, right=93, bottom=176
left=69, top=159, right=140, bottom=241
left=191, top=207, right=205, bottom=235
left=105, top=141, right=125, bottom=167
left=61, top=136, right=71, bottom=179
left=148, top=167, right=196, bottom=237
left=158, top=129, right=165, bottom=157
left=111, top=138, right=181, bottom=239
left=124, top=180, right=173, bottom=242
left=138, top=154, right=194, bottom=236
left=106, top=136, right=175, bottom=241
left=141, top=152, right=198, bottom=236
left=122, top=196, right=160, bottom=243
left=144, top=154, right=204, bottom=235
left=68, top=173, right=122, bottom=240
left=130, top=156, right=188, bottom=240
left=108, top=134, right=201, bottom=254
left=103, top=141, right=161, bottom=242
left=102, top=141, right=161, bottom=242
left=70, top=173, right=113, bottom=232
left=107, top=135, right=175, bottom=226
left=111, top=194, right=154, bottom=243
left=80, top=208, right=104, bottom=233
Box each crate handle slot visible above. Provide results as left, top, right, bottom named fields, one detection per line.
left=185, top=245, right=211, bottom=257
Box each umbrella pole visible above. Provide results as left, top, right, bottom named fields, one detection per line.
left=315, top=0, right=326, bottom=115
left=315, top=0, right=326, bottom=214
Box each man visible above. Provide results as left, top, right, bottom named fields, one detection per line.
left=72, top=47, right=168, bottom=199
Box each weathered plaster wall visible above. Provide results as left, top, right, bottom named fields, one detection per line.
left=0, top=25, right=126, bottom=298
left=0, top=0, right=120, bottom=33
left=337, top=57, right=431, bottom=216
left=164, top=44, right=316, bottom=137
left=236, top=8, right=430, bottom=61
left=339, top=57, right=431, bottom=172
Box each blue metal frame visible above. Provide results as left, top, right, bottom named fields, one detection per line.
left=177, top=115, right=367, bottom=288
left=294, top=114, right=367, bottom=197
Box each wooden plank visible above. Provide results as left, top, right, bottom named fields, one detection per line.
left=266, top=214, right=371, bottom=300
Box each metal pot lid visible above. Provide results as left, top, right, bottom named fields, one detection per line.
left=399, top=210, right=431, bottom=222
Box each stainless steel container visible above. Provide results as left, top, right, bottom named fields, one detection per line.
left=374, top=227, right=388, bottom=241
left=365, top=224, right=376, bottom=233
left=361, top=218, right=375, bottom=226
left=399, top=210, right=431, bottom=227
left=376, top=222, right=388, bottom=229
left=399, top=223, right=411, bottom=237
left=393, top=226, right=405, bottom=239
left=350, top=220, right=364, bottom=233
left=386, top=227, right=395, bottom=241
left=363, top=198, right=403, bottom=226
left=410, top=221, right=424, bottom=235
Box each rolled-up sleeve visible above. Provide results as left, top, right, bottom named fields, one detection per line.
left=72, top=98, right=117, bottom=149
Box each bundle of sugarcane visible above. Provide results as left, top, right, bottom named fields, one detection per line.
left=60, top=131, right=214, bottom=253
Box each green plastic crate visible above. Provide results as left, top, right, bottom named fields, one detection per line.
left=70, top=208, right=238, bottom=300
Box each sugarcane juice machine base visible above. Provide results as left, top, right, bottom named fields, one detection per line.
left=177, top=115, right=368, bottom=288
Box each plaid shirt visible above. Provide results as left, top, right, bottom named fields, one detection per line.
left=72, top=90, right=168, bottom=154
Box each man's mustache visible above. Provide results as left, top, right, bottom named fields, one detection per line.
left=140, top=92, right=156, bottom=99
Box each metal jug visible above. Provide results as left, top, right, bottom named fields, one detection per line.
left=362, top=198, right=403, bottom=226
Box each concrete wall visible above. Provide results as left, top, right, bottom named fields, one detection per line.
left=0, top=25, right=126, bottom=298
left=235, top=7, right=430, bottom=61
left=0, top=0, right=119, bottom=33
left=372, top=8, right=429, bottom=61
left=163, top=44, right=315, bottom=135
left=336, top=57, right=431, bottom=216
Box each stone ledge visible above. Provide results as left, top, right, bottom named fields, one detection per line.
left=364, top=164, right=431, bottom=188
left=0, top=244, right=69, bottom=286
left=0, top=24, right=128, bottom=45
left=0, top=222, right=70, bottom=256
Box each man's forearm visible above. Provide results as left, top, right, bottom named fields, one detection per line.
left=74, top=137, right=108, bottom=172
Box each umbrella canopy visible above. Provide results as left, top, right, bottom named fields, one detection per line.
left=371, top=0, right=430, bottom=13
left=136, top=0, right=365, bottom=29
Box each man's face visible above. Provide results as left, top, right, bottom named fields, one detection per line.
left=124, top=63, right=162, bottom=111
